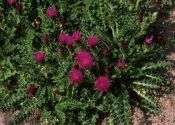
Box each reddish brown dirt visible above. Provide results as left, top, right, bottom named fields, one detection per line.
left=131, top=95, right=175, bottom=125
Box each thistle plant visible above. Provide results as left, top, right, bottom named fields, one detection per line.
left=0, top=0, right=173, bottom=125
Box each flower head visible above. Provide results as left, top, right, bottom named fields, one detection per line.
left=6, top=0, right=16, bottom=5
left=69, top=68, right=83, bottom=84
left=116, top=59, right=127, bottom=69
left=102, top=48, right=110, bottom=57
left=156, top=34, right=163, bottom=44
left=59, top=19, right=65, bottom=27
left=16, top=3, right=23, bottom=13
left=27, top=84, right=37, bottom=96
left=75, top=50, right=93, bottom=69
left=65, top=36, right=75, bottom=47
left=43, top=32, right=49, bottom=44
left=104, top=66, right=111, bottom=75
left=34, top=51, right=45, bottom=63
left=4, top=84, right=13, bottom=90
left=145, top=35, right=154, bottom=44
left=16, top=23, right=24, bottom=33
left=87, top=36, right=99, bottom=47
left=120, top=41, right=126, bottom=49
left=58, top=32, right=68, bottom=44
left=58, top=46, right=64, bottom=55
left=95, top=76, right=111, bottom=92
left=46, top=7, right=57, bottom=18
left=71, top=31, right=81, bottom=42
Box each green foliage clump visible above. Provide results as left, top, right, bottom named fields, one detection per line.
left=0, top=0, right=173, bottom=125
